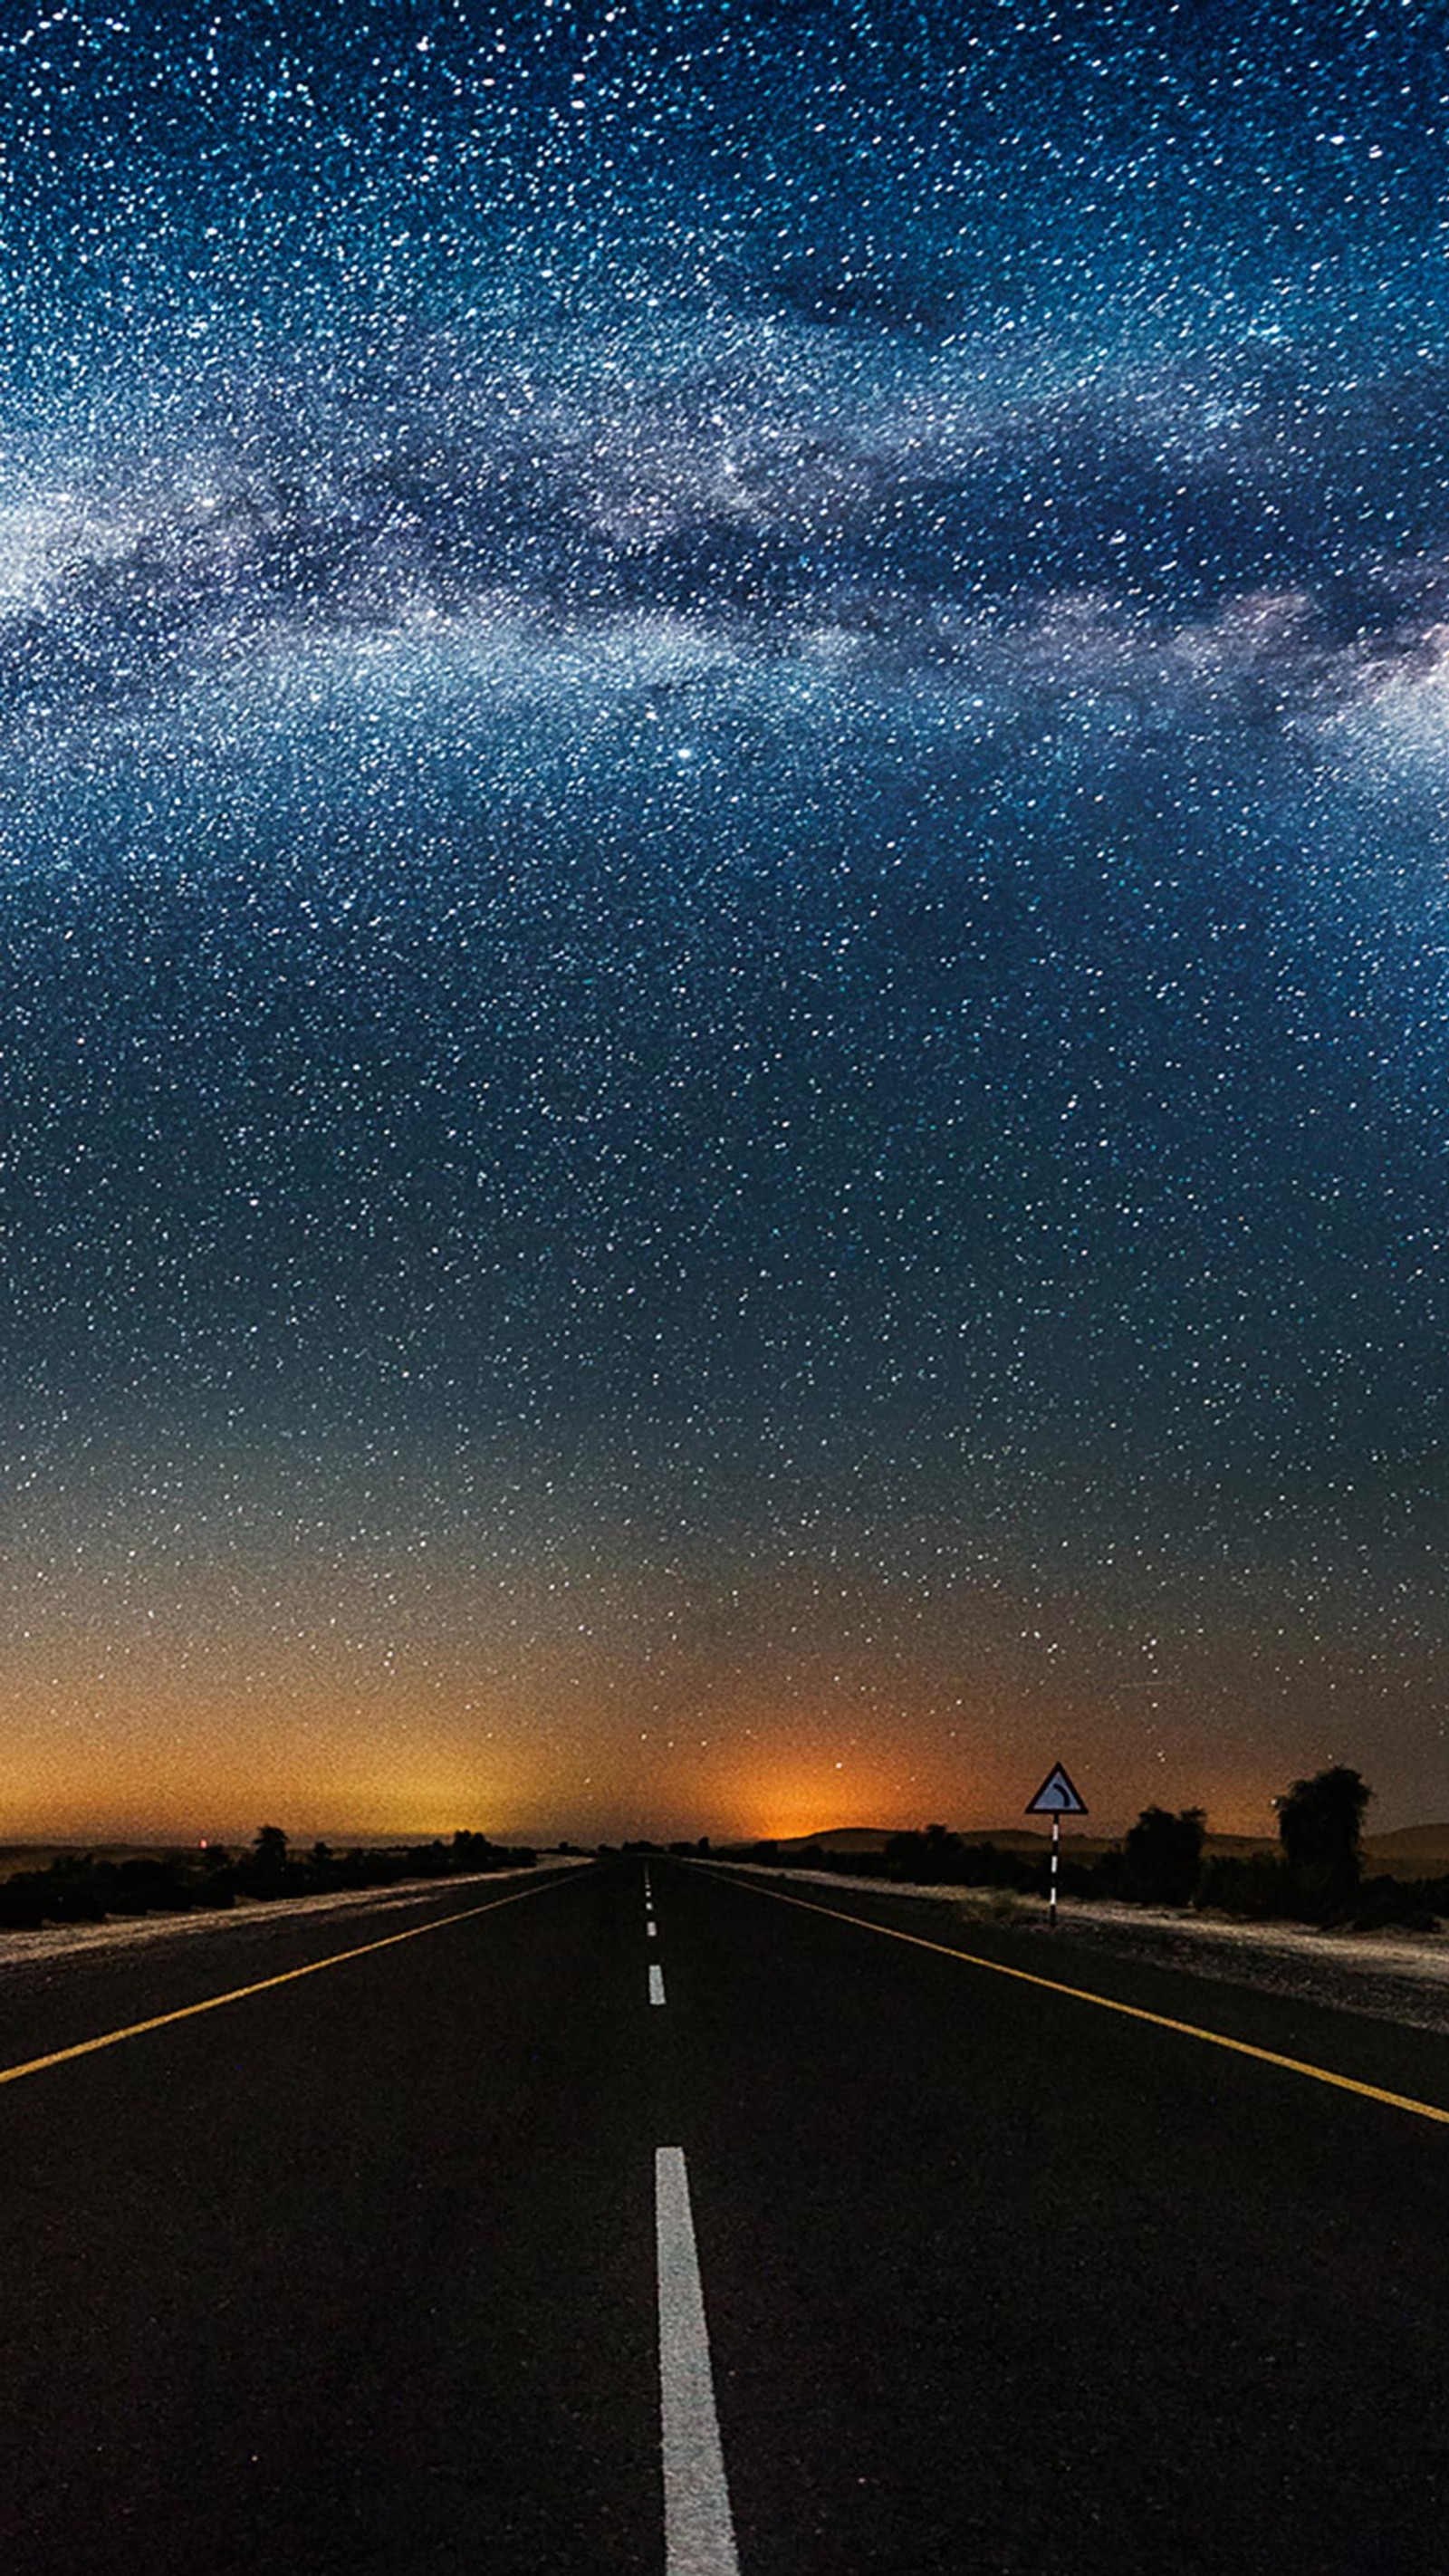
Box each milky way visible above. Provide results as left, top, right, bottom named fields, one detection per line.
left=1, top=0, right=1446, bottom=1839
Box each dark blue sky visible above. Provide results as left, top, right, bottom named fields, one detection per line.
left=0, top=0, right=1445, bottom=1839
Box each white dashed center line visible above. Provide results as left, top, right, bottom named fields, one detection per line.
left=656, top=2147, right=740, bottom=2575
left=649, top=1963, right=667, bottom=2006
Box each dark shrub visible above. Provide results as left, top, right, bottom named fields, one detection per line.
left=884, top=1825, right=970, bottom=1883
left=115, top=1857, right=191, bottom=1914
left=453, top=1831, right=502, bottom=1872
left=1122, top=1806, right=1206, bottom=1908
left=45, top=1871, right=107, bottom=1923
left=1195, top=1852, right=1297, bottom=1919
left=1349, top=1875, right=1438, bottom=1934
left=1276, top=1766, right=1371, bottom=1921
left=239, top=1825, right=293, bottom=1899
left=1090, top=1846, right=1128, bottom=1899
left=0, top=1873, right=49, bottom=1929
left=959, top=1841, right=1038, bottom=1893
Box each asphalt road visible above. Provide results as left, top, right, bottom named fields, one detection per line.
left=3, top=1856, right=1449, bottom=2574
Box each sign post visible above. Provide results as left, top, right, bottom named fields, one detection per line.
left=1025, top=1762, right=1089, bottom=1928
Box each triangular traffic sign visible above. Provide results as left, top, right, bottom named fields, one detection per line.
left=1025, top=1761, right=1088, bottom=1817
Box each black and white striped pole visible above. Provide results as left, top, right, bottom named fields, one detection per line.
left=1025, top=1762, right=1088, bottom=1927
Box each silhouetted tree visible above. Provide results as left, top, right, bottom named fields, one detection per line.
left=247, top=1824, right=291, bottom=1894
left=1276, top=1765, right=1371, bottom=1919
left=453, top=1830, right=500, bottom=1872
left=1122, top=1805, right=1206, bottom=1908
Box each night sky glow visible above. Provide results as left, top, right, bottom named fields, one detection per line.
left=3, top=0, right=1448, bottom=1842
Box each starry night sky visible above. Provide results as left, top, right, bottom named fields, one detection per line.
left=2, top=0, right=1447, bottom=1841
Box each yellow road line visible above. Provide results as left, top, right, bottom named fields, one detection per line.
left=712, top=1870, right=1449, bottom=2130
left=0, top=1873, right=570, bottom=2091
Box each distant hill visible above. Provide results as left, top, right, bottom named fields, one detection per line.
left=737, top=1823, right=1094, bottom=1859
left=1365, top=1821, right=1449, bottom=1869
left=775, top=1826, right=896, bottom=1855
left=736, top=1819, right=1449, bottom=1872
left=734, top=1822, right=1280, bottom=1862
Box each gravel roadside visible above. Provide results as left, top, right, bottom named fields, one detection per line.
left=0, top=1856, right=590, bottom=1981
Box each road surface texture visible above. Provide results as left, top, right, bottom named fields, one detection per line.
left=1, top=1854, right=1447, bottom=2573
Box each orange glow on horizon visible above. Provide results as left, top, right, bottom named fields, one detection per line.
left=0, top=1632, right=1410, bottom=1848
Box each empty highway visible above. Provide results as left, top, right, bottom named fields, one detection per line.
left=1, top=1857, right=1447, bottom=2574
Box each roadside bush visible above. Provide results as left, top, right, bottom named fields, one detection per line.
left=237, top=1824, right=293, bottom=1900
left=883, top=1824, right=970, bottom=1883
left=1056, top=1856, right=1102, bottom=1898
left=1195, top=1852, right=1298, bottom=1919
left=1348, top=1875, right=1438, bottom=1934
left=453, top=1831, right=512, bottom=1872
left=972, top=1842, right=1045, bottom=1894
left=1121, top=1806, right=1206, bottom=1908
left=44, top=1871, right=107, bottom=1924
left=108, top=1857, right=193, bottom=1915
left=0, top=1821, right=533, bottom=1937
left=0, top=1872, right=48, bottom=1928
left=881, top=1830, right=1039, bottom=1891
left=1276, top=1764, right=1371, bottom=1921
left=1087, top=1847, right=1128, bottom=1899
